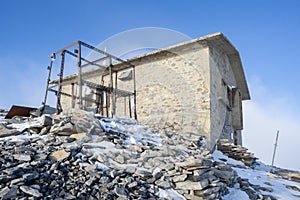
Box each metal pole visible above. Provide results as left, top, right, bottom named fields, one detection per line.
left=41, top=58, right=54, bottom=114
left=129, top=95, right=132, bottom=118
left=71, top=83, right=75, bottom=108
left=77, top=41, right=83, bottom=109
left=124, top=96, right=127, bottom=116
left=109, top=58, right=114, bottom=117
left=105, top=91, right=109, bottom=117
left=133, top=66, right=137, bottom=120
left=114, top=71, right=117, bottom=116
left=270, top=130, right=280, bottom=173
left=56, top=51, right=65, bottom=114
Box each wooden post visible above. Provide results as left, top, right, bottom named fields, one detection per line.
left=270, top=130, right=280, bottom=173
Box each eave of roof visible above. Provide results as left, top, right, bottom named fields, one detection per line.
left=56, top=32, right=250, bottom=100
left=203, top=32, right=250, bottom=100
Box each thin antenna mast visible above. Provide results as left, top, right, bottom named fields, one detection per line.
left=270, top=130, right=280, bottom=173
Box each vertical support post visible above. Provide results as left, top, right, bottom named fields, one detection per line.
left=114, top=71, right=118, bottom=116
left=77, top=41, right=83, bottom=109
left=56, top=51, right=65, bottom=114
left=105, top=91, right=109, bottom=117
left=99, top=90, right=103, bottom=115
left=129, top=95, right=132, bottom=118
left=124, top=96, right=127, bottom=116
left=109, top=58, right=115, bottom=117
left=270, top=130, right=280, bottom=173
left=95, top=89, right=99, bottom=113
left=41, top=56, right=54, bottom=114
left=71, top=83, right=75, bottom=108
left=132, top=65, right=137, bottom=120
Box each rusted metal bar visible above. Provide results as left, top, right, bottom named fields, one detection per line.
left=54, top=41, right=78, bottom=54
left=124, top=96, right=127, bottom=116
left=49, top=89, right=97, bottom=104
left=44, top=40, right=137, bottom=120
left=133, top=65, right=137, bottom=120
left=105, top=91, right=109, bottom=117
left=95, top=89, right=103, bottom=114
left=129, top=95, right=132, bottom=118
left=56, top=51, right=65, bottom=114
left=114, top=71, right=118, bottom=115
left=80, top=41, right=134, bottom=67
left=80, top=56, right=109, bottom=69
left=77, top=41, right=83, bottom=109
left=71, top=83, right=75, bottom=108
left=41, top=56, right=54, bottom=114
left=109, top=63, right=115, bottom=117
left=82, top=79, right=133, bottom=97
left=65, top=50, right=106, bottom=69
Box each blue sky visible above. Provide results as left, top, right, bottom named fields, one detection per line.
left=1, top=1, right=300, bottom=170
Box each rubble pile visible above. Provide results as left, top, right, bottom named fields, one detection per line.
left=217, top=139, right=258, bottom=167
left=1, top=109, right=296, bottom=199
left=0, top=109, right=239, bottom=199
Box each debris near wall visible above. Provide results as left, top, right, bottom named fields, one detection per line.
left=0, top=109, right=239, bottom=200
left=217, top=139, right=258, bottom=167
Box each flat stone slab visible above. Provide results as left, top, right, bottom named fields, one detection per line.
left=49, top=149, right=70, bottom=161
left=13, top=154, right=31, bottom=162
left=175, top=180, right=209, bottom=190
left=20, top=186, right=42, bottom=197
left=0, top=129, right=21, bottom=138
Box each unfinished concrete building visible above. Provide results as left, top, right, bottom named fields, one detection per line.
left=43, top=32, right=250, bottom=150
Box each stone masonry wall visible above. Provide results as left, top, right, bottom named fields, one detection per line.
left=209, top=45, right=238, bottom=148
left=115, top=43, right=211, bottom=140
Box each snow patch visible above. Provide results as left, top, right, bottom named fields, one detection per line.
left=99, top=117, right=162, bottom=146
left=157, top=188, right=186, bottom=200
left=234, top=167, right=300, bottom=199
left=223, top=186, right=249, bottom=200
left=0, top=132, right=41, bottom=142
left=6, top=117, right=42, bottom=132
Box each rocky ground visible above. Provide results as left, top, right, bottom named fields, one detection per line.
left=0, top=109, right=299, bottom=199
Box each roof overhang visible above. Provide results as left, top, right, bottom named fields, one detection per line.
left=203, top=32, right=250, bottom=100
left=56, top=32, right=250, bottom=100
left=110, top=32, right=250, bottom=100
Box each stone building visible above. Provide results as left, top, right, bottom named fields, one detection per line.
left=54, top=32, right=250, bottom=150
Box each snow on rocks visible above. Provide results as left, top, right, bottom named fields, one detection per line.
left=1, top=108, right=300, bottom=199
left=99, top=117, right=162, bottom=147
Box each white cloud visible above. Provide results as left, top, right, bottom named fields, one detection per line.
left=243, top=77, right=300, bottom=171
